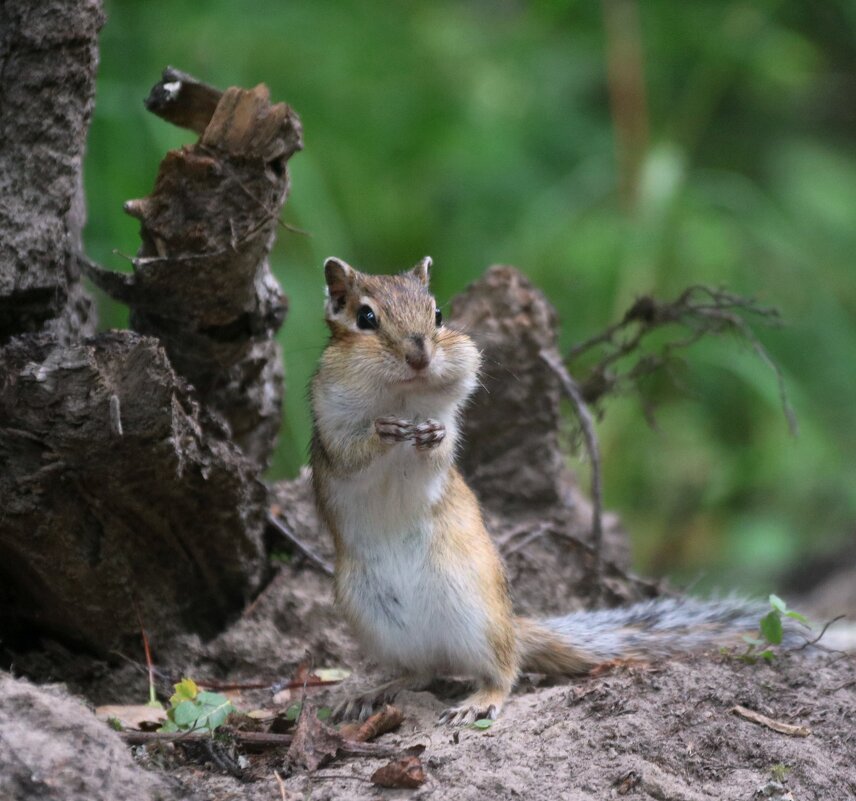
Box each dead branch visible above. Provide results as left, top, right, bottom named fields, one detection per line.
left=794, top=614, right=847, bottom=652
left=567, top=285, right=797, bottom=434
left=85, top=68, right=303, bottom=470
left=119, top=730, right=293, bottom=750
left=540, top=348, right=604, bottom=596
left=268, top=512, right=335, bottom=576
left=144, top=66, right=223, bottom=134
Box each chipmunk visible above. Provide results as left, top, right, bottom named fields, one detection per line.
left=310, top=256, right=777, bottom=725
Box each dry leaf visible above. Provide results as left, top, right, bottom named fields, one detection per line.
left=731, top=705, right=811, bottom=737
left=314, top=668, right=351, bottom=682
left=95, top=704, right=166, bottom=730
left=286, top=700, right=344, bottom=771
left=615, top=770, right=641, bottom=795
left=246, top=708, right=277, bottom=721
left=371, top=755, right=426, bottom=789
left=338, top=704, right=403, bottom=742
left=286, top=699, right=400, bottom=771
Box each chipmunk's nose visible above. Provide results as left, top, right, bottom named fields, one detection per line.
left=405, top=335, right=431, bottom=371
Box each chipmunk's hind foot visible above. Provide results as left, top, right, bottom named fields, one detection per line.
left=333, top=675, right=427, bottom=722
left=438, top=687, right=506, bottom=726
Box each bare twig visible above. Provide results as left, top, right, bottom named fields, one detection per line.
left=119, top=730, right=293, bottom=749
left=794, top=614, right=846, bottom=652
left=133, top=603, right=159, bottom=708
left=730, top=705, right=811, bottom=737
left=567, top=285, right=796, bottom=435
left=501, top=522, right=552, bottom=558
left=540, top=349, right=604, bottom=598
left=273, top=770, right=288, bottom=801
left=267, top=512, right=334, bottom=576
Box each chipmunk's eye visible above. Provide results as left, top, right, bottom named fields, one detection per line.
left=435, top=308, right=443, bottom=327
left=356, top=305, right=379, bottom=330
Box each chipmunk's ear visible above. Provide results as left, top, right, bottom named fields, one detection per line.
left=410, top=256, right=432, bottom=287
left=324, top=257, right=355, bottom=313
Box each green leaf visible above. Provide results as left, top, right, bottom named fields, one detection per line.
left=170, top=678, right=199, bottom=707
left=173, top=699, right=201, bottom=728
left=760, top=611, right=784, bottom=645
left=785, top=610, right=809, bottom=626
left=761, top=649, right=776, bottom=663
left=742, top=634, right=763, bottom=647
left=769, top=594, right=787, bottom=613
left=471, top=719, right=493, bottom=730
left=317, top=706, right=332, bottom=721
left=158, top=720, right=179, bottom=733
left=193, top=691, right=235, bottom=732
left=285, top=703, right=302, bottom=722
left=107, top=716, right=124, bottom=731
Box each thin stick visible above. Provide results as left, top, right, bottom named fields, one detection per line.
left=273, top=770, right=288, bottom=801
left=120, top=730, right=293, bottom=749
left=267, top=512, right=334, bottom=576
left=540, top=349, right=604, bottom=599
left=794, top=614, right=846, bottom=652
left=132, top=602, right=159, bottom=707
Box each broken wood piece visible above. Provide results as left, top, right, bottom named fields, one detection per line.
left=730, top=705, right=811, bottom=737
left=371, top=755, right=427, bottom=789
left=88, top=68, right=304, bottom=471
left=338, top=705, right=404, bottom=742
left=145, top=66, right=224, bottom=134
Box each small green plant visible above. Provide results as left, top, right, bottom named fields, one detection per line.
left=770, top=763, right=791, bottom=783
left=739, top=595, right=809, bottom=665
left=470, top=718, right=493, bottom=730
left=269, top=550, right=292, bottom=565
left=283, top=702, right=332, bottom=722
left=158, top=678, right=235, bottom=734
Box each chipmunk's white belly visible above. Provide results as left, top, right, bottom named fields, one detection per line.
left=328, top=446, right=492, bottom=677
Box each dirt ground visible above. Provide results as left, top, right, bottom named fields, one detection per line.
left=4, top=549, right=855, bottom=801
left=176, top=654, right=856, bottom=801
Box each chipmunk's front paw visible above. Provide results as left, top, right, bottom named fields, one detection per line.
left=375, top=417, right=413, bottom=443
left=412, top=419, right=445, bottom=450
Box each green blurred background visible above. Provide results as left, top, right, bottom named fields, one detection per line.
left=83, top=0, right=856, bottom=593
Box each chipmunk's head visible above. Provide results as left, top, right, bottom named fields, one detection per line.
left=320, top=256, right=480, bottom=401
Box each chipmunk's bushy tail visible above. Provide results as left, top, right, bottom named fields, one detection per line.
left=517, top=596, right=791, bottom=674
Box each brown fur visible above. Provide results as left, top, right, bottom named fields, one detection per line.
left=515, top=617, right=598, bottom=674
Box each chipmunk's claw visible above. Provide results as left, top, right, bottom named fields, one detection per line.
left=375, top=417, right=413, bottom=443
left=332, top=681, right=405, bottom=722
left=438, top=702, right=498, bottom=727
left=333, top=692, right=388, bottom=722
left=412, top=419, right=445, bottom=450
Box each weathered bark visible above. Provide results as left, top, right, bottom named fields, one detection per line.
left=86, top=68, right=303, bottom=470
left=0, top=0, right=103, bottom=342
left=0, top=13, right=300, bottom=653
left=0, top=332, right=268, bottom=651
left=451, top=266, right=571, bottom=517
